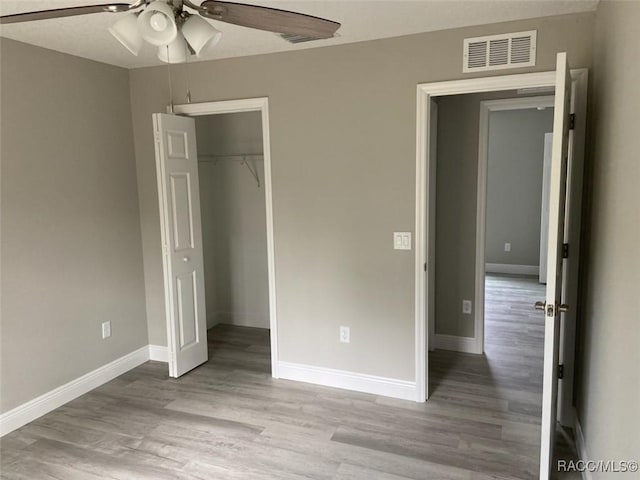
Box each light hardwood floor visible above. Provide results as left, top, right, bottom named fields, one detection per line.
left=0, top=274, right=577, bottom=479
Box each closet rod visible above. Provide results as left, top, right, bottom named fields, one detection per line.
left=198, top=154, right=262, bottom=188
left=198, top=153, right=263, bottom=161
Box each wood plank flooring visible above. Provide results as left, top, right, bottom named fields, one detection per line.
left=0, top=274, right=578, bottom=479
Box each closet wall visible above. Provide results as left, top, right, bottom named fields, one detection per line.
left=196, top=112, right=269, bottom=329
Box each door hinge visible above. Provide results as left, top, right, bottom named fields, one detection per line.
left=558, top=364, right=564, bottom=379
left=562, top=243, right=569, bottom=258
left=569, top=113, right=575, bottom=130
left=424, top=262, right=427, bottom=272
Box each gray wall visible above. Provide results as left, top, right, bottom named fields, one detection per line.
left=434, top=93, right=489, bottom=338
left=576, top=0, right=640, bottom=473
left=196, top=112, right=269, bottom=329
left=129, top=13, right=594, bottom=381
left=486, top=108, right=554, bottom=266
left=0, top=39, right=147, bottom=413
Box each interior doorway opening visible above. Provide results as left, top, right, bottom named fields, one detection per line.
left=479, top=96, right=555, bottom=354
left=415, top=61, right=589, bottom=479
left=196, top=112, right=269, bottom=329
left=427, top=90, right=556, bottom=477
left=154, top=98, right=278, bottom=381
left=195, top=110, right=272, bottom=368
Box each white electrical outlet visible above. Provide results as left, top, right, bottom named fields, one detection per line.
left=339, top=326, right=350, bottom=343
left=101, top=321, right=111, bottom=339
left=504, top=242, right=511, bottom=252
left=462, top=300, right=472, bottom=315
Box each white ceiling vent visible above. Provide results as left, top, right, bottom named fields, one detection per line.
left=463, top=31, right=537, bottom=73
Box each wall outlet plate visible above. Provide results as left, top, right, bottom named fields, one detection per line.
left=102, top=321, right=111, bottom=339
left=462, top=300, right=472, bottom=315
left=339, top=326, right=350, bottom=343
left=504, top=242, right=511, bottom=252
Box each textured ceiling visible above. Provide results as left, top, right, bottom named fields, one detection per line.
left=0, top=0, right=599, bottom=69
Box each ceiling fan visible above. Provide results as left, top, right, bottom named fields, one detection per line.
left=0, top=0, right=341, bottom=63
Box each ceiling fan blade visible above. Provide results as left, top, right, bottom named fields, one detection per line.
left=0, top=3, right=135, bottom=25
left=199, top=1, right=340, bottom=39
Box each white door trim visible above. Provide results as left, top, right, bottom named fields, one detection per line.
left=171, top=97, right=279, bottom=378
left=475, top=95, right=555, bottom=355
left=415, top=70, right=587, bottom=405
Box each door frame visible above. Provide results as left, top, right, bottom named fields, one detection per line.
left=415, top=68, right=587, bottom=425
left=475, top=95, right=555, bottom=356
left=170, top=97, right=280, bottom=378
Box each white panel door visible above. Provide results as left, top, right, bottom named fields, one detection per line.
left=539, top=133, right=553, bottom=284
left=153, top=113, right=208, bottom=377
left=538, top=53, right=572, bottom=479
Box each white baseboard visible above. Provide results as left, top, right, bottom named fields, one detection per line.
left=434, top=334, right=481, bottom=354
left=485, top=263, right=539, bottom=276
left=277, top=361, right=417, bottom=402
left=574, top=418, right=593, bottom=480
left=0, top=346, right=150, bottom=437
left=148, top=344, right=169, bottom=362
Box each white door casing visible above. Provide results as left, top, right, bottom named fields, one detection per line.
left=171, top=97, right=279, bottom=378
left=539, top=52, right=572, bottom=480
left=416, top=63, right=587, bottom=476
left=153, top=113, right=208, bottom=378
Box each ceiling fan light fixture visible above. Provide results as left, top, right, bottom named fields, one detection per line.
left=108, top=13, right=143, bottom=56
left=181, top=15, right=222, bottom=56
left=137, top=1, right=177, bottom=46
left=158, top=31, right=188, bottom=63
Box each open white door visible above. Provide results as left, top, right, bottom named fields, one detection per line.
left=153, top=113, right=208, bottom=378
left=539, top=133, right=553, bottom=284
left=538, top=53, right=572, bottom=479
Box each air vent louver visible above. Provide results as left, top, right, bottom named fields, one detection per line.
left=463, top=31, right=536, bottom=73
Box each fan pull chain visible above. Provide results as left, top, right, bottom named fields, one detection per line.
left=185, top=51, right=192, bottom=104
left=166, top=45, right=174, bottom=114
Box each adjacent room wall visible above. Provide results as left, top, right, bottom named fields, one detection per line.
left=0, top=40, right=148, bottom=413
left=433, top=93, right=550, bottom=337
left=196, top=112, right=269, bottom=329
left=129, top=13, right=593, bottom=381
left=576, top=0, right=640, bottom=472
left=486, top=108, right=554, bottom=267
left=434, top=93, right=490, bottom=338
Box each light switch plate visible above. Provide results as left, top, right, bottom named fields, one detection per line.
left=504, top=242, right=511, bottom=252
left=394, top=232, right=412, bottom=250
left=462, top=300, right=472, bottom=315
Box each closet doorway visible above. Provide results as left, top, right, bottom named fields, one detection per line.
left=159, top=98, right=278, bottom=378
left=197, top=111, right=269, bottom=330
